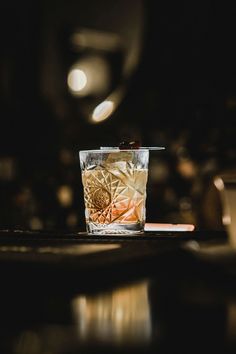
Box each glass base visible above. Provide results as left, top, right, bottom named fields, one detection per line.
left=86, top=222, right=145, bottom=235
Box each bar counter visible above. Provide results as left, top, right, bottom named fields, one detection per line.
left=0, top=228, right=236, bottom=353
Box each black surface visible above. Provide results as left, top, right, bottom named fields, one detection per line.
left=1, top=228, right=236, bottom=354
left=0, top=229, right=227, bottom=275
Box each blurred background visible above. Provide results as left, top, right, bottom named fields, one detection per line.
left=0, top=0, right=235, bottom=232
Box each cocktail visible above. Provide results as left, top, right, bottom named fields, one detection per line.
left=79, top=148, right=149, bottom=234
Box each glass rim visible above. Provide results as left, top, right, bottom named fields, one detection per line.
left=79, top=149, right=149, bottom=153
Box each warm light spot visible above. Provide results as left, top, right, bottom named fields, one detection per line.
left=66, top=212, right=78, bottom=227
left=214, top=177, right=225, bottom=191
left=223, top=215, right=231, bottom=225
left=67, top=69, right=87, bottom=92
left=60, top=148, right=74, bottom=165
left=68, top=56, right=110, bottom=97
left=177, top=160, right=196, bottom=179
left=72, top=281, right=151, bottom=343
left=57, top=185, right=73, bottom=207
left=0, top=157, right=15, bottom=181
left=92, top=101, right=114, bottom=122
left=29, top=217, right=43, bottom=230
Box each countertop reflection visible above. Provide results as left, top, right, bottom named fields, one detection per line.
left=72, top=281, right=152, bottom=345
left=0, top=229, right=236, bottom=353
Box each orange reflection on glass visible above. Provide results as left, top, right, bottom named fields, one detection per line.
left=72, top=281, right=151, bottom=344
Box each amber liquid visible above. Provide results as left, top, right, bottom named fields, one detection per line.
left=82, top=168, right=148, bottom=227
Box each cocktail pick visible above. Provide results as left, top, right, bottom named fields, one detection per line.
left=100, top=146, right=165, bottom=150
left=138, top=147, right=165, bottom=150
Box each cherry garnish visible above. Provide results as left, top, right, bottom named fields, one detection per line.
left=119, top=141, right=141, bottom=150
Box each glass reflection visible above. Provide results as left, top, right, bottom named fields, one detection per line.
left=72, top=281, right=151, bottom=344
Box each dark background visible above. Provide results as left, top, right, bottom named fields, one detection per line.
left=0, top=0, right=235, bottom=231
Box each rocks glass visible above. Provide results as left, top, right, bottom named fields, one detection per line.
left=79, top=149, right=149, bottom=235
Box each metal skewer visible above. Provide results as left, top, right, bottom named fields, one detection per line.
left=100, top=146, right=165, bottom=150
left=139, top=147, right=165, bottom=150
